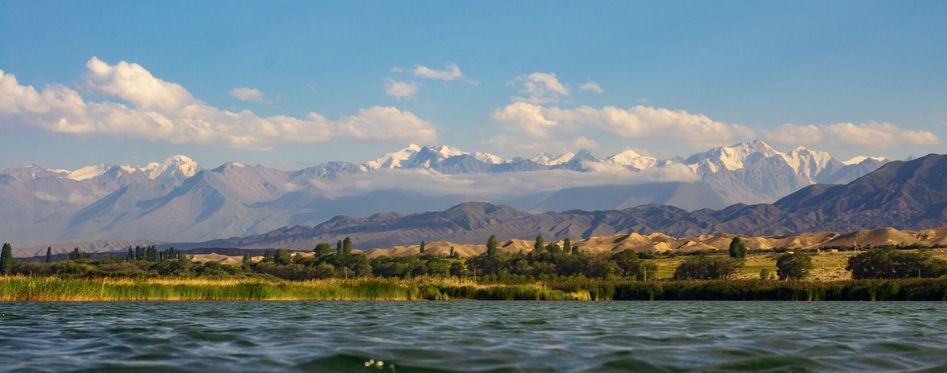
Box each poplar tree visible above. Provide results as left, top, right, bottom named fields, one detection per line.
left=0, top=243, right=13, bottom=275
left=532, top=235, right=544, bottom=255
left=486, top=235, right=498, bottom=257
left=46, top=247, right=53, bottom=263
left=342, top=237, right=353, bottom=255
left=419, top=241, right=426, bottom=254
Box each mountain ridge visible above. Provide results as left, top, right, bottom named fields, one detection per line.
left=0, top=140, right=891, bottom=245
left=166, top=154, right=946, bottom=251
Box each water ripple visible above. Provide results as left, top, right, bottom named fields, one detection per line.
left=0, top=301, right=945, bottom=372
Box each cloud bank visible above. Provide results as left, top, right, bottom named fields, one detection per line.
left=765, top=122, right=940, bottom=149
left=0, top=57, right=437, bottom=149
left=490, top=102, right=754, bottom=153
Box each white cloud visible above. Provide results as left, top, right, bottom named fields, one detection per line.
left=384, top=78, right=419, bottom=100
left=512, top=72, right=569, bottom=104
left=303, top=165, right=700, bottom=201
left=229, top=87, right=264, bottom=102
left=413, top=63, right=463, bottom=81
left=579, top=81, right=604, bottom=94
left=85, top=57, right=192, bottom=111
left=490, top=102, right=752, bottom=152
left=0, top=57, right=438, bottom=149
left=765, top=122, right=940, bottom=149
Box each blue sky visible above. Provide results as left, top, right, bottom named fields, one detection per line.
left=1, top=0, right=945, bottom=169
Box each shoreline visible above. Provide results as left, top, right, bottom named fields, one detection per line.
left=2, top=277, right=945, bottom=302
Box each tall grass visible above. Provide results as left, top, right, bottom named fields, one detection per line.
left=1, top=276, right=944, bottom=301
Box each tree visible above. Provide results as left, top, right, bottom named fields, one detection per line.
left=419, top=241, right=426, bottom=254
left=313, top=243, right=333, bottom=257
left=562, top=238, right=572, bottom=255
left=673, top=256, right=742, bottom=280
left=0, top=243, right=13, bottom=275
left=274, top=248, right=292, bottom=265
left=486, top=235, right=498, bottom=257
left=776, top=252, right=813, bottom=280
left=342, top=237, right=353, bottom=255
left=846, top=247, right=947, bottom=279
left=532, top=235, right=544, bottom=255
left=242, top=253, right=252, bottom=272
left=46, top=247, right=53, bottom=263
left=728, top=237, right=747, bottom=259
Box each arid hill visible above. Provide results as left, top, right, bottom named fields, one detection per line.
left=188, top=225, right=947, bottom=264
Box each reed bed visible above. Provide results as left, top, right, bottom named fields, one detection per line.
left=1, top=276, right=944, bottom=301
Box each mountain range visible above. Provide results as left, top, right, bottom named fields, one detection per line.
left=169, top=153, right=947, bottom=251
left=0, top=140, right=888, bottom=246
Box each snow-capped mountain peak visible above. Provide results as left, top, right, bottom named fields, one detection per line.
left=532, top=152, right=575, bottom=166
left=143, top=155, right=199, bottom=180
left=605, top=149, right=657, bottom=170
left=65, top=165, right=109, bottom=181
left=843, top=155, right=887, bottom=165
left=364, top=144, right=423, bottom=170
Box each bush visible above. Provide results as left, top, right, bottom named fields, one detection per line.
left=847, top=247, right=947, bottom=279
left=728, top=237, right=747, bottom=259
left=672, top=256, right=742, bottom=280
left=776, top=252, right=813, bottom=280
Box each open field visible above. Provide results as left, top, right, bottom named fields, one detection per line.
left=2, top=276, right=946, bottom=301
left=644, top=248, right=947, bottom=281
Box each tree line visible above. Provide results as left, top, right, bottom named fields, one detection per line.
left=1, top=236, right=945, bottom=281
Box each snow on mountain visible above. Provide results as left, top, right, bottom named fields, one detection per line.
left=65, top=165, right=109, bottom=181
left=684, top=140, right=781, bottom=175
left=0, top=140, right=893, bottom=246
left=532, top=152, right=575, bottom=166
left=145, top=155, right=200, bottom=180
left=781, top=146, right=834, bottom=178
left=362, top=144, right=506, bottom=171
left=364, top=144, right=422, bottom=170
left=843, top=156, right=887, bottom=165
left=63, top=155, right=199, bottom=182
left=605, top=149, right=657, bottom=170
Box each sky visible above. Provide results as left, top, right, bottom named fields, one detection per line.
left=0, top=0, right=945, bottom=170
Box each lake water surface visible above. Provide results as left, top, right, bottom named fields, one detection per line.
left=0, top=301, right=945, bottom=372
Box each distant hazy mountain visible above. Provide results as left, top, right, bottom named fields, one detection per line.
left=0, top=140, right=888, bottom=245
left=171, top=154, right=946, bottom=251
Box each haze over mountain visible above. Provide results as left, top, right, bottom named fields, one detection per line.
left=0, top=140, right=887, bottom=246
left=166, top=153, right=945, bottom=251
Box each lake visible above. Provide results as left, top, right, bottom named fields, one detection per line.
left=0, top=301, right=945, bottom=372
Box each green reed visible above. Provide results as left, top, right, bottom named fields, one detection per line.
left=1, top=276, right=945, bottom=301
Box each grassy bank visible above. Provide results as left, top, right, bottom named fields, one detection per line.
left=1, top=276, right=945, bottom=301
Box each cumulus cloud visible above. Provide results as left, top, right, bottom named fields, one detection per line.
left=512, top=72, right=569, bottom=104
left=765, top=122, right=940, bottom=149
left=0, top=57, right=438, bottom=149
left=579, top=81, right=604, bottom=94
left=229, top=87, right=264, bottom=102
left=490, top=102, right=753, bottom=152
left=384, top=78, right=419, bottom=100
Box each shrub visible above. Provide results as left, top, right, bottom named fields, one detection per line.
left=672, top=256, right=742, bottom=280
left=776, top=252, right=813, bottom=280
left=847, top=247, right=947, bottom=279
left=728, top=237, right=747, bottom=259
